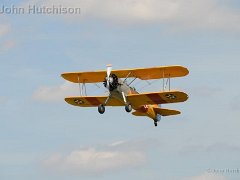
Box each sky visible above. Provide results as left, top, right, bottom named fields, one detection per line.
left=1, top=0, right=240, bottom=179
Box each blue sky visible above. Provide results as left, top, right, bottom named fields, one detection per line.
left=1, top=0, right=240, bottom=180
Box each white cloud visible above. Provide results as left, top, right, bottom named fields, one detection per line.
left=0, top=96, right=8, bottom=105
left=29, top=0, right=240, bottom=30
left=42, top=139, right=149, bottom=175
left=32, top=82, right=77, bottom=102
left=0, top=24, right=16, bottom=53
left=0, top=24, right=10, bottom=37
left=0, top=40, right=17, bottom=53
left=32, top=81, right=107, bottom=102
left=183, top=172, right=226, bottom=180
left=44, top=149, right=145, bottom=174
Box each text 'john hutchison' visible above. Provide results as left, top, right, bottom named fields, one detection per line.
left=0, top=5, right=81, bottom=15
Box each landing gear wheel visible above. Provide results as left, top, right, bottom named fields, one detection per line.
left=125, top=103, right=132, bottom=113
left=154, top=121, right=158, bottom=127
left=98, top=104, right=105, bottom=114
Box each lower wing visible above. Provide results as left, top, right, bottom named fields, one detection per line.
left=127, top=90, right=188, bottom=107
left=65, top=96, right=124, bottom=107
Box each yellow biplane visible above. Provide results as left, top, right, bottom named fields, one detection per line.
left=61, top=65, right=189, bottom=126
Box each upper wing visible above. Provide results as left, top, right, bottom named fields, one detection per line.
left=127, top=90, right=188, bottom=107
left=130, top=65, right=189, bottom=80
left=65, top=96, right=124, bottom=107
left=61, top=65, right=189, bottom=83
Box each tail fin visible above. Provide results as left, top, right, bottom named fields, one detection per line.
left=153, top=107, right=180, bottom=116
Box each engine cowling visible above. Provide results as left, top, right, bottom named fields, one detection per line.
left=103, top=73, right=119, bottom=91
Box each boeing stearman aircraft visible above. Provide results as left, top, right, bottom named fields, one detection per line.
left=61, top=65, right=189, bottom=126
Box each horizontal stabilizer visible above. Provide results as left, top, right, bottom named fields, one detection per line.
left=153, top=107, right=180, bottom=116
left=132, top=111, right=146, bottom=116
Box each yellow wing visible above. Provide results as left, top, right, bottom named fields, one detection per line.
left=61, top=65, right=189, bottom=83
left=127, top=91, right=188, bottom=107
left=65, top=96, right=124, bottom=107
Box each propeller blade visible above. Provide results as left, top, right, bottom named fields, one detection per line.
left=107, top=80, right=110, bottom=89
left=106, top=64, right=112, bottom=90
left=107, top=64, right=112, bottom=77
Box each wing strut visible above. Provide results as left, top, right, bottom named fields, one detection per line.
left=77, top=74, right=82, bottom=96
left=123, top=71, right=132, bottom=83
left=128, top=77, right=137, bottom=86
left=77, top=75, right=87, bottom=96
left=164, top=74, right=171, bottom=91
left=82, top=81, right=87, bottom=96
left=162, top=70, right=171, bottom=91
left=162, top=69, right=165, bottom=91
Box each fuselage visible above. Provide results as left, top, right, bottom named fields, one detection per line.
left=109, top=78, right=160, bottom=122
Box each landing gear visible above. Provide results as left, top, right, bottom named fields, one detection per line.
left=98, top=94, right=111, bottom=114
left=125, top=103, right=132, bottom=113
left=98, top=104, right=105, bottom=114
left=121, top=91, right=132, bottom=113
left=154, top=120, right=158, bottom=127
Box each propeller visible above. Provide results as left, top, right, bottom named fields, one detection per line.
left=106, top=64, right=112, bottom=90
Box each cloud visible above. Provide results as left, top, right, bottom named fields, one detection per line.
left=0, top=40, right=17, bottom=53
left=0, top=96, right=8, bottom=106
left=0, top=24, right=16, bottom=53
left=42, top=139, right=151, bottom=175
left=32, top=82, right=77, bottom=102
left=33, top=81, right=108, bottom=103
left=0, top=24, right=10, bottom=37
left=28, top=0, right=240, bottom=30
left=44, top=149, right=145, bottom=174
left=183, top=172, right=226, bottom=180
left=180, top=142, right=240, bottom=155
